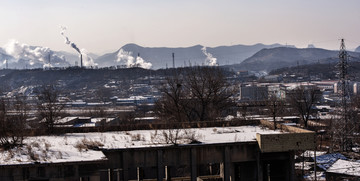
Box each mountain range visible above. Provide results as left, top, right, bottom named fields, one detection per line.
left=94, top=43, right=292, bottom=69
left=1, top=42, right=360, bottom=72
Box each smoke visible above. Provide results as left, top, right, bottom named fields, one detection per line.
left=116, top=49, right=152, bottom=69
left=80, top=48, right=97, bottom=67
left=201, top=46, right=218, bottom=66
left=1, top=40, right=72, bottom=69
left=60, top=26, right=80, bottom=53
left=3, top=39, right=51, bottom=65
left=60, top=26, right=97, bottom=67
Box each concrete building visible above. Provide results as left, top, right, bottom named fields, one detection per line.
left=239, top=84, right=268, bottom=101
left=0, top=120, right=315, bottom=181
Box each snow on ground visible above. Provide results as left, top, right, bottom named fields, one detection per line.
left=0, top=126, right=281, bottom=166
left=327, top=159, right=360, bottom=177
left=295, top=161, right=313, bottom=170
left=304, top=171, right=326, bottom=181
left=301, top=150, right=327, bottom=158
left=0, top=136, right=106, bottom=165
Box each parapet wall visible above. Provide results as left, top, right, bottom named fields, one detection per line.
left=257, top=120, right=315, bottom=152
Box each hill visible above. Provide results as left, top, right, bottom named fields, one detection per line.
left=0, top=67, right=236, bottom=93
left=229, top=47, right=360, bottom=72
left=355, top=46, right=360, bottom=53
left=95, top=43, right=290, bottom=69
left=269, top=57, right=360, bottom=81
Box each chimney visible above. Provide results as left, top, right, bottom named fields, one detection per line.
left=172, top=53, right=175, bottom=68
left=80, top=54, right=83, bottom=68
left=48, top=52, right=51, bottom=65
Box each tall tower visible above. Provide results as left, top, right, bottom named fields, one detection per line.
left=333, top=39, right=352, bottom=151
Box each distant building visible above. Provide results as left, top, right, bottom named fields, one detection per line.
left=116, top=96, right=156, bottom=106
left=312, top=81, right=337, bottom=92
left=263, top=75, right=282, bottom=82
left=237, top=70, right=249, bottom=77
left=268, top=84, right=287, bottom=99
left=239, top=84, right=268, bottom=101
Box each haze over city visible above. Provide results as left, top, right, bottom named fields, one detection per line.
left=2, top=1, right=360, bottom=180
left=0, top=0, right=360, bottom=54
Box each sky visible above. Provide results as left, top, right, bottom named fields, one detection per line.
left=0, top=0, right=359, bottom=54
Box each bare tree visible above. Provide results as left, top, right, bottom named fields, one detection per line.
left=287, top=86, right=321, bottom=128
left=155, top=75, right=189, bottom=123
left=184, top=66, right=236, bottom=122
left=0, top=95, right=28, bottom=149
left=265, top=94, right=285, bottom=130
left=155, top=66, right=236, bottom=123
left=37, top=85, right=64, bottom=134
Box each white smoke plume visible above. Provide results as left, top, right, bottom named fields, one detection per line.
left=80, top=48, right=97, bottom=67
left=201, top=46, right=218, bottom=66
left=4, top=40, right=49, bottom=61
left=116, top=49, right=152, bottom=69
left=60, top=26, right=97, bottom=67
left=3, top=40, right=53, bottom=68
left=1, top=40, right=72, bottom=69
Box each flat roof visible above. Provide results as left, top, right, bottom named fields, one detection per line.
left=0, top=126, right=282, bottom=166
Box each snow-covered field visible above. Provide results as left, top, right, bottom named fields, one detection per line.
left=0, top=126, right=281, bottom=165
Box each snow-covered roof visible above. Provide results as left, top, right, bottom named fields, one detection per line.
left=55, top=116, right=78, bottom=124
left=134, top=117, right=158, bottom=121
left=327, top=159, right=360, bottom=177
left=0, top=126, right=281, bottom=166
left=316, top=153, right=347, bottom=170
left=0, top=136, right=106, bottom=166
left=91, top=118, right=115, bottom=123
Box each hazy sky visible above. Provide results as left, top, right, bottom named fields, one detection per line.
left=0, top=0, right=359, bottom=54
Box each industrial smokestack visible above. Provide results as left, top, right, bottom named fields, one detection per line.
left=48, top=52, right=51, bottom=64
left=60, top=26, right=97, bottom=68
left=172, top=53, right=175, bottom=68
left=80, top=54, right=83, bottom=68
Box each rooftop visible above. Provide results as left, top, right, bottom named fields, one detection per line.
left=0, top=125, right=281, bottom=166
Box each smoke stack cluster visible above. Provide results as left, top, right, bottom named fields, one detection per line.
left=116, top=49, right=152, bottom=69
left=1, top=39, right=69, bottom=69
left=60, top=26, right=96, bottom=68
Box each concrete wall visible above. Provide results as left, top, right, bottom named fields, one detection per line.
left=256, top=132, right=315, bottom=153
left=103, top=142, right=294, bottom=181
left=0, top=162, right=103, bottom=181
left=257, top=120, right=315, bottom=153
